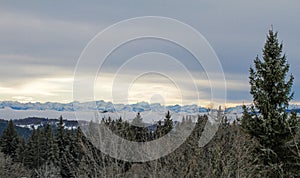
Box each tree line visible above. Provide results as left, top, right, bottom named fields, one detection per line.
left=0, top=111, right=178, bottom=177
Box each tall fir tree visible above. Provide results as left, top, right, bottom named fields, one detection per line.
left=56, top=115, right=65, bottom=158
left=56, top=115, right=74, bottom=177
left=242, top=29, right=300, bottom=176
left=43, top=124, right=58, bottom=164
left=131, top=113, right=147, bottom=141
left=0, top=120, right=19, bottom=159
left=131, top=112, right=143, bottom=127
left=16, top=136, right=26, bottom=163
left=24, top=127, right=41, bottom=169
left=163, top=110, right=173, bottom=134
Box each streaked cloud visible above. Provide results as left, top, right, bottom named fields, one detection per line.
left=0, top=1, right=299, bottom=106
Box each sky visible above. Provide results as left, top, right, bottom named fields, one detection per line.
left=0, top=1, right=299, bottom=107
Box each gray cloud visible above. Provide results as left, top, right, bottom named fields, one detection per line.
left=0, top=1, right=299, bottom=104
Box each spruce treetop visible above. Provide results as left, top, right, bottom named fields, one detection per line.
left=250, top=29, right=294, bottom=116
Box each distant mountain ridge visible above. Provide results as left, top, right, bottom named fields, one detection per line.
left=0, top=101, right=299, bottom=122
left=0, top=100, right=209, bottom=113
left=0, top=100, right=299, bottom=114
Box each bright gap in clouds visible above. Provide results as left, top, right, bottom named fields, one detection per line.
left=0, top=77, right=73, bottom=103
left=0, top=69, right=248, bottom=107
left=117, top=73, right=182, bottom=105
left=94, top=51, right=207, bottom=106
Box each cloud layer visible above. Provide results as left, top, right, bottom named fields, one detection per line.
left=0, top=1, right=299, bottom=106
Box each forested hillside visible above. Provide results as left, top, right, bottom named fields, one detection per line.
left=0, top=110, right=299, bottom=177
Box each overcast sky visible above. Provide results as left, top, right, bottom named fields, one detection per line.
left=0, top=1, right=299, bottom=107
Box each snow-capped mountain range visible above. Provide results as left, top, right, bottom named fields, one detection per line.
left=0, top=100, right=208, bottom=113
left=0, top=100, right=299, bottom=122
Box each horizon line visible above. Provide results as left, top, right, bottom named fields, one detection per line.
left=1, top=99, right=300, bottom=109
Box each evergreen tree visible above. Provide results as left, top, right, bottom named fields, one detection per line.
left=131, top=112, right=143, bottom=127
left=0, top=120, right=19, bottom=159
left=75, top=127, right=84, bottom=157
left=56, top=115, right=73, bottom=177
left=24, top=127, right=41, bottom=169
left=155, top=120, right=163, bottom=138
left=57, top=115, right=65, bottom=153
left=16, top=136, right=26, bottom=163
left=43, top=124, right=58, bottom=164
left=242, top=29, right=300, bottom=176
left=0, top=151, right=32, bottom=178
left=131, top=113, right=147, bottom=141
left=163, top=110, right=173, bottom=134
left=155, top=111, right=173, bottom=138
